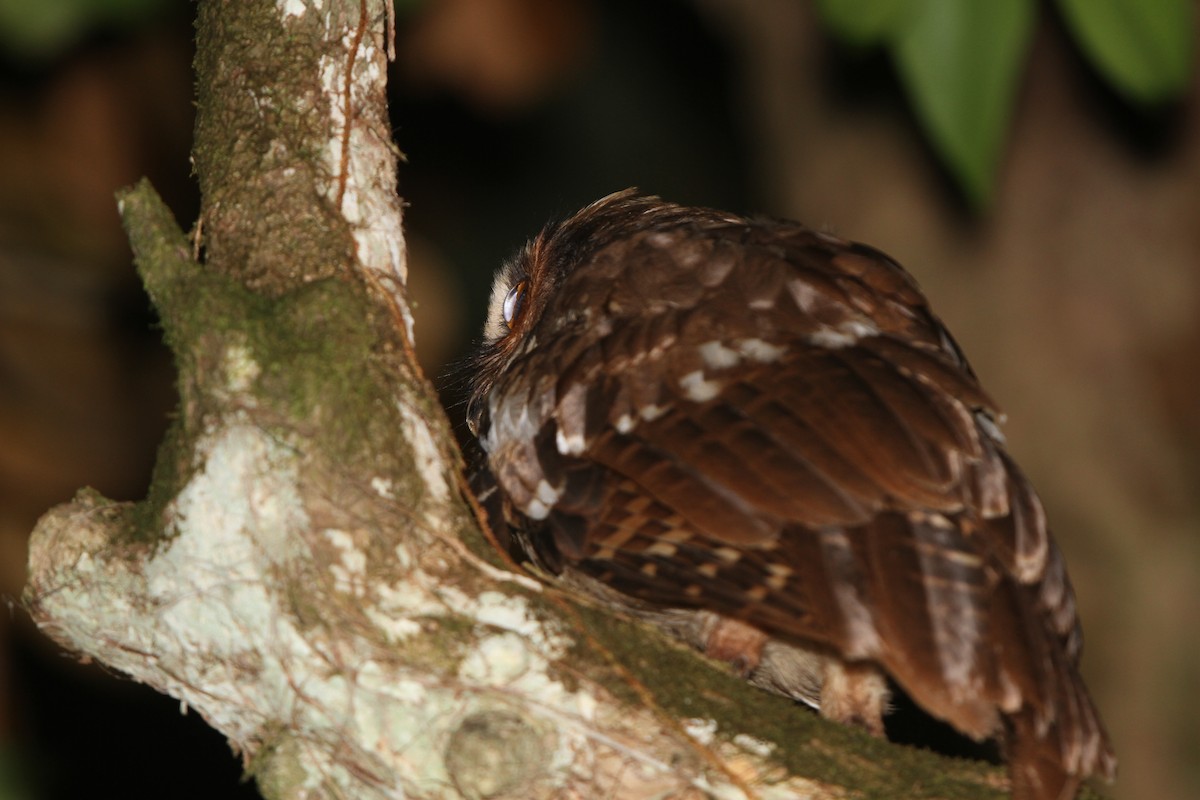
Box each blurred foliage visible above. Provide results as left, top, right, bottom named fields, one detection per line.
left=0, top=0, right=166, bottom=60
left=813, top=0, right=912, bottom=44
left=0, top=0, right=430, bottom=62
left=4, top=0, right=1192, bottom=209
left=816, top=0, right=1197, bottom=208
left=893, top=0, right=1034, bottom=209
left=0, top=747, right=32, bottom=800
left=1058, top=0, right=1196, bottom=102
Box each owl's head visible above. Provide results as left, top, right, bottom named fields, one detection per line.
left=468, top=189, right=726, bottom=436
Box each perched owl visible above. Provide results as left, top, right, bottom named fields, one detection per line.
left=466, top=190, right=1115, bottom=800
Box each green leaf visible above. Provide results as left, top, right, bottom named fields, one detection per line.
left=1057, top=0, right=1195, bottom=103
left=891, top=0, right=1036, bottom=208
left=815, top=0, right=916, bottom=46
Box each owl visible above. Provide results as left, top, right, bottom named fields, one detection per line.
left=466, top=190, right=1115, bottom=800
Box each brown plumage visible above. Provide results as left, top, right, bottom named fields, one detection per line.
left=467, top=190, right=1115, bottom=800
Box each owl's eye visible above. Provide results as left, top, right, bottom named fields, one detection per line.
left=502, top=280, right=527, bottom=328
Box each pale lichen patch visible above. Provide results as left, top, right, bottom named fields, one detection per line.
left=731, top=733, right=775, bottom=758
left=224, top=340, right=262, bottom=394
left=367, top=609, right=423, bottom=642
left=325, top=527, right=367, bottom=597
left=374, top=571, right=451, bottom=620
left=370, top=476, right=395, bottom=499
left=279, top=0, right=307, bottom=18
left=440, top=588, right=570, bottom=660
left=459, top=632, right=532, bottom=685
left=683, top=717, right=718, bottom=745
left=144, top=421, right=317, bottom=740
left=396, top=400, right=450, bottom=504
left=313, top=15, right=409, bottom=331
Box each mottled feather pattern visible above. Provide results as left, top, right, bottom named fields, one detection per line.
left=469, top=190, right=1115, bottom=799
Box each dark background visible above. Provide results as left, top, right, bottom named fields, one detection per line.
left=1, top=2, right=1197, bottom=799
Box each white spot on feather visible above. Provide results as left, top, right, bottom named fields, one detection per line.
left=639, top=403, right=669, bottom=421
left=555, top=382, right=588, bottom=455
left=713, top=547, right=741, bottom=563
left=809, top=320, right=879, bottom=349
left=698, top=340, right=741, bottom=370
left=645, top=541, right=678, bottom=557
left=737, top=338, right=787, bottom=363
left=555, top=427, right=586, bottom=456
left=820, top=530, right=882, bottom=658
left=679, top=370, right=722, bottom=403
left=535, top=479, right=560, bottom=506
left=976, top=411, right=1007, bottom=444
left=526, top=498, right=550, bottom=520
left=787, top=278, right=818, bottom=312
left=485, top=394, right=542, bottom=456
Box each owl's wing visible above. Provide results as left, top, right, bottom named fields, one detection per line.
left=490, top=221, right=1114, bottom=789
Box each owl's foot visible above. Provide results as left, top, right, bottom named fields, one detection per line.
left=820, top=660, right=889, bottom=737
left=701, top=615, right=769, bottom=677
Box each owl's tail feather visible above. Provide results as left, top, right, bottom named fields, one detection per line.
left=1008, top=710, right=1084, bottom=800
